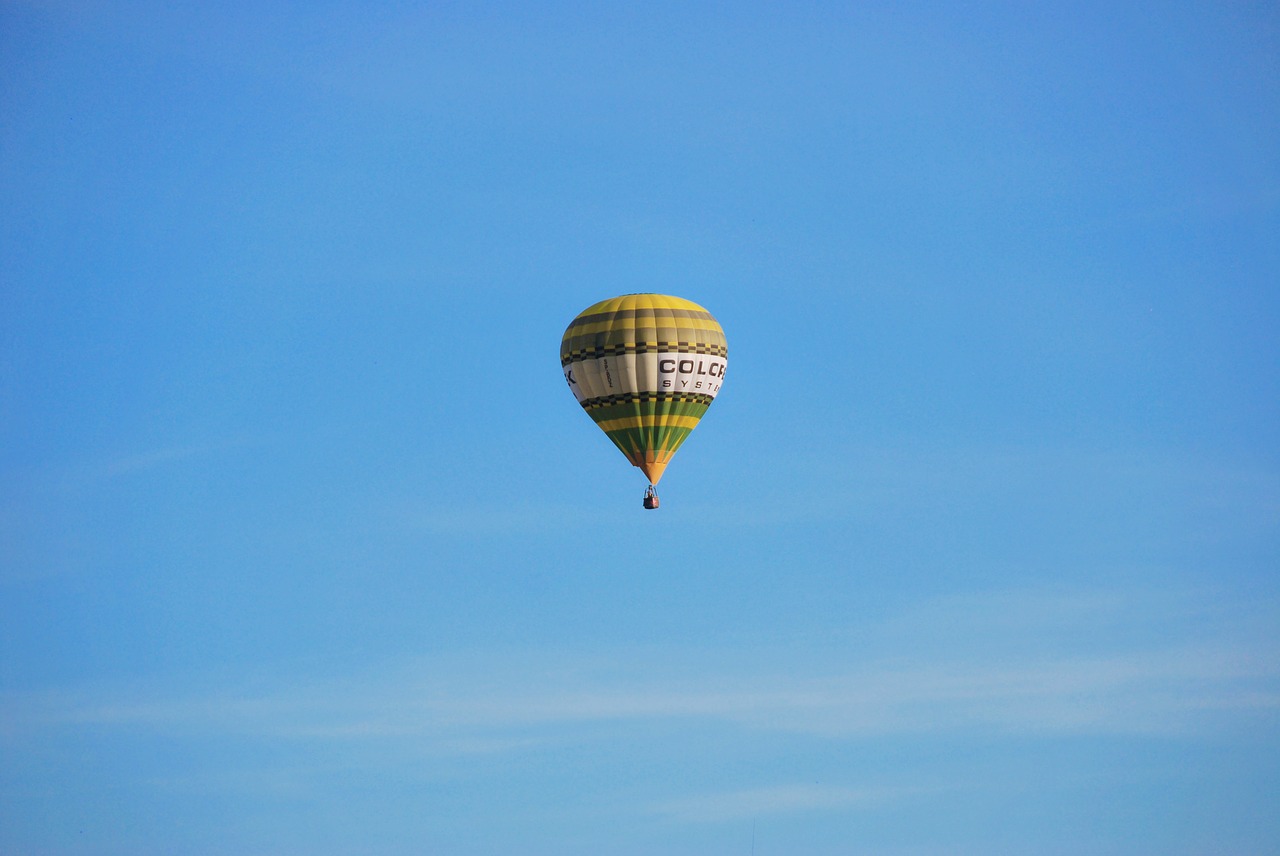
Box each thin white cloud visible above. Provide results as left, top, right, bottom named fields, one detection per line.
left=6, top=587, right=1276, bottom=760
left=93, top=445, right=215, bottom=479
left=652, top=783, right=924, bottom=823
left=22, top=437, right=261, bottom=500
left=386, top=501, right=612, bottom=536
left=3, top=591, right=1276, bottom=827
left=12, top=637, right=1276, bottom=752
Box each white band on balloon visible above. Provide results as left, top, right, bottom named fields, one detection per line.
left=564, top=353, right=727, bottom=404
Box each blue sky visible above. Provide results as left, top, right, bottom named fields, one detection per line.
left=2, top=1, right=1278, bottom=854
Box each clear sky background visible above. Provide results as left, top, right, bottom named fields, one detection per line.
left=2, top=2, right=1278, bottom=854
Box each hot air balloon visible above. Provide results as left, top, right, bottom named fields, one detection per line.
left=561, top=294, right=728, bottom=509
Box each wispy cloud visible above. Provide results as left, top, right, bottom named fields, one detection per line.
left=652, top=784, right=925, bottom=823
left=8, top=587, right=1276, bottom=754
left=71, top=438, right=260, bottom=486
left=665, top=442, right=1280, bottom=536
left=385, top=501, right=613, bottom=536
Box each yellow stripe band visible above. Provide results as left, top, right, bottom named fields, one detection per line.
left=592, top=414, right=704, bottom=432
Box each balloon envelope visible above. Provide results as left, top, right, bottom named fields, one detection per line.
left=561, top=294, right=728, bottom=484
